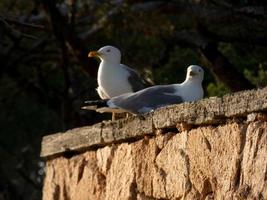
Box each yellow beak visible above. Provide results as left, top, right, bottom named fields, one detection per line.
left=189, top=71, right=197, bottom=76
left=88, top=51, right=101, bottom=57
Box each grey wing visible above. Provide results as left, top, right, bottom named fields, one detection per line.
left=121, top=64, right=147, bottom=92
left=110, top=85, right=184, bottom=114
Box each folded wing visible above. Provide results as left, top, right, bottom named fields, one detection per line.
left=109, top=85, right=183, bottom=114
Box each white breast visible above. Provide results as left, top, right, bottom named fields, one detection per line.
left=98, top=62, right=133, bottom=98
left=176, top=82, right=203, bottom=102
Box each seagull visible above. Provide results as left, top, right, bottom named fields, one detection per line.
left=84, top=65, right=204, bottom=114
left=88, top=45, right=147, bottom=99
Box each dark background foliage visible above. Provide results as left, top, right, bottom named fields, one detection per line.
left=0, top=0, right=266, bottom=199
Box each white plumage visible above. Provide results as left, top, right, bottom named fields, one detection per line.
left=85, top=65, right=204, bottom=114
left=88, top=45, right=146, bottom=99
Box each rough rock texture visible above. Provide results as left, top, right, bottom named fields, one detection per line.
left=41, top=87, right=267, bottom=158
left=43, top=120, right=267, bottom=200
left=42, top=87, right=267, bottom=200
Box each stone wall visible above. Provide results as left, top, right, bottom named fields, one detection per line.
left=41, top=88, right=267, bottom=200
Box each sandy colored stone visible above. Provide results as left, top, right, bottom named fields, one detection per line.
left=105, top=143, right=135, bottom=200
left=155, top=131, right=201, bottom=199
left=41, top=87, right=267, bottom=199
left=43, top=152, right=105, bottom=200
left=43, top=121, right=267, bottom=200
left=96, top=145, right=115, bottom=176
left=132, top=137, right=166, bottom=198
left=41, top=87, right=267, bottom=159
left=186, top=123, right=246, bottom=199
left=238, top=121, right=267, bottom=199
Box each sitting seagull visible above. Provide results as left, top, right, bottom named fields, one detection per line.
left=84, top=65, right=204, bottom=114
left=88, top=45, right=147, bottom=99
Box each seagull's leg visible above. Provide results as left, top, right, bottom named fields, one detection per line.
left=112, top=112, right=116, bottom=121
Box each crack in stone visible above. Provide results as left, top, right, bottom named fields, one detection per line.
left=204, top=137, right=212, bottom=152
left=43, top=112, right=267, bottom=199
left=201, top=178, right=213, bottom=200
left=233, top=124, right=248, bottom=190
left=77, top=158, right=87, bottom=184
left=178, top=149, right=192, bottom=198
left=137, top=191, right=169, bottom=200
left=253, top=125, right=264, bottom=159
left=129, top=174, right=137, bottom=200
left=52, top=184, right=60, bottom=200
left=62, top=179, right=70, bottom=200
left=153, top=153, right=167, bottom=198
left=105, top=145, right=117, bottom=173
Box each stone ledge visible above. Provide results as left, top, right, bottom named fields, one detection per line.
left=40, top=87, right=267, bottom=159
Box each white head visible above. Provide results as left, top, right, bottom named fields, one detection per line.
left=88, top=45, right=121, bottom=64
left=185, top=65, right=204, bottom=83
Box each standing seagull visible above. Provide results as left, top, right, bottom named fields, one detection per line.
left=84, top=65, right=204, bottom=114
left=88, top=45, right=147, bottom=99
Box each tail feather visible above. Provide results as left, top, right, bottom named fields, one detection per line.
left=83, top=99, right=127, bottom=113
left=84, top=99, right=109, bottom=108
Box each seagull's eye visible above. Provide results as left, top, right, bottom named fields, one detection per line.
left=106, top=49, right=111, bottom=52
left=198, top=69, right=201, bottom=72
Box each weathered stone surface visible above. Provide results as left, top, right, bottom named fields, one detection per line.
left=43, top=121, right=267, bottom=200
left=240, top=122, right=267, bottom=199
left=42, top=88, right=267, bottom=199
left=41, top=117, right=153, bottom=159
left=105, top=143, right=135, bottom=200
left=41, top=87, right=267, bottom=159
left=43, top=152, right=105, bottom=200
left=152, top=87, right=267, bottom=129
left=41, top=124, right=103, bottom=158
